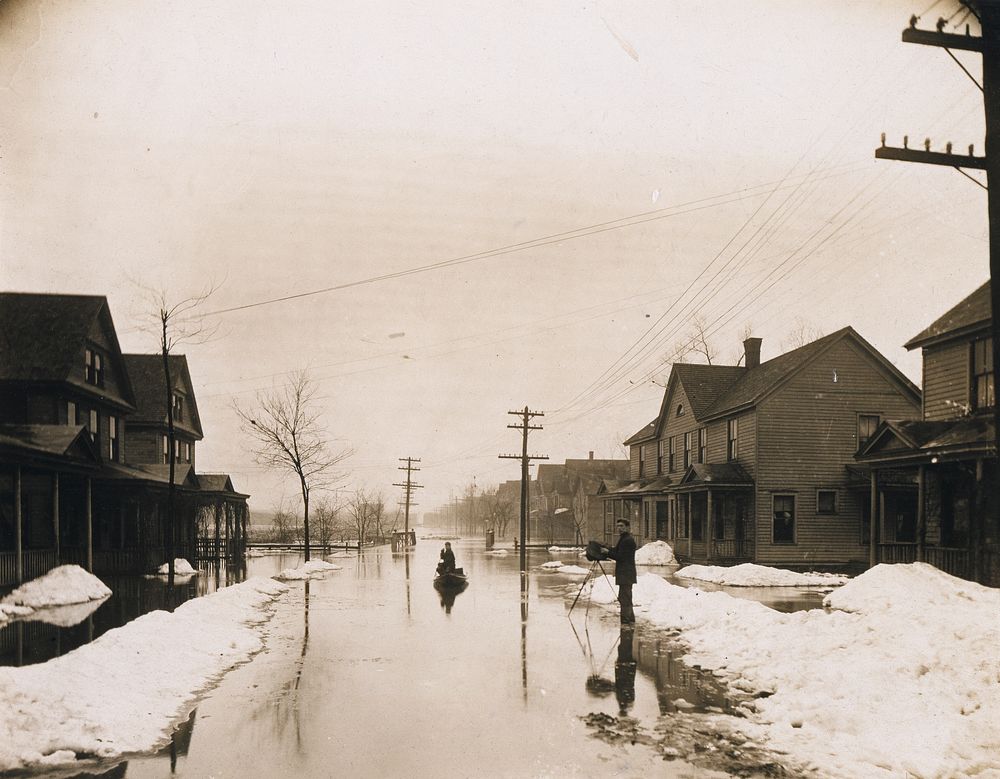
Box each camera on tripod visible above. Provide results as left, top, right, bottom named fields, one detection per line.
left=585, top=540, right=609, bottom=562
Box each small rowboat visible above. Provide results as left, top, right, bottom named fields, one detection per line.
left=434, top=568, right=468, bottom=587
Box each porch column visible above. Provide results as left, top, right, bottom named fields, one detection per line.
left=974, top=459, right=985, bottom=583
left=916, top=466, right=926, bottom=563
left=85, top=477, right=93, bottom=573
left=869, top=470, right=878, bottom=569
left=687, top=494, right=693, bottom=558
left=53, top=473, right=60, bottom=561
left=14, top=466, right=22, bottom=585
left=214, top=501, right=221, bottom=559
left=705, top=490, right=714, bottom=562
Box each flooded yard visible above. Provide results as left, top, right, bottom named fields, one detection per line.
left=12, top=540, right=827, bottom=777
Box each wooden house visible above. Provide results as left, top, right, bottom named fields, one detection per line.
left=534, top=454, right=628, bottom=545
left=0, top=292, right=249, bottom=587
left=606, top=329, right=922, bottom=570
left=857, top=281, right=997, bottom=585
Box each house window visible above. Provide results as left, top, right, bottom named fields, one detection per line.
left=657, top=440, right=664, bottom=475
left=678, top=499, right=689, bottom=538
left=773, top=495, right=795, bottom=544
left=108, top=415, right=119, bottom=462
left=174, top=439, right=181, bottom=460
left=638, top=445, right=645, bottom=477
left=817, top=489, right=837, bottom=514
left=643, top=502, right=651, bottom=537
left=713, top=498, right=725, bottom=540
left=66, top=401, right=77, bottom=426
left=161, top=435, right=169, bottom=464
left=668, top=437, right=676, bottom=472
left=858, top=414, right=880, bottom=449
left=727, top=418, right=738, bottom=461
left=698, top=428, right=707, bottom=464
left=691, top=499, right=704, bottom=541
left=88, top=409, right=98, bottom=442
left=85, top=348, right=104, bottom=387
left=172, top=393, right=185, bottom=423
left=676, top=404, right=684, bottom=417
left=972, top=336, right=994, bottom=411
left=184, top=442, right=192, bottom=463
left=683, top=432, right=692, bottom=469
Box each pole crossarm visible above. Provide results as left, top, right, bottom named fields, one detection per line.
left=875, top=145, right=987, bottom=169
left=902, top=27, right=983, bottom=52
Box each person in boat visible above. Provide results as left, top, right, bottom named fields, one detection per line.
left=600, top=519, right=637, bottom=625
left=437, top=541, right=456, bottom=575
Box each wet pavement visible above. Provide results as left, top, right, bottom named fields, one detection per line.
left=18, top=540, right=824, bottom=778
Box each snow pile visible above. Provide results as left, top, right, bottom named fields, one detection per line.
left=0, top=576, right=288, bottom=773
left=548, top=545, right=582, bottom=553
left=273, top=559, right=343, bottom=581
left=540, top=561, right=589, bottom=575
left=635, top=540, right=677, bottom=565
left=484, top=549, right=509, bottom=556
left=155, top=559, right=198, bottom=576
left=2, top=565, right=111, bottom=609
left=0, top=602, right=33, bottom=627
left=580, top=563, right=1000, bottom=778
left=675, top=562, right=848, bottom=587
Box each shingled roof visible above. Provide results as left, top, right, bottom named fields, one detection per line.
left=0, top=294, right=135, bottom=408
left=904, top=280, right=991, bottom=350
left=671, top=363, right=745, bottom=418
left=122, top=354, right=204, bottom=438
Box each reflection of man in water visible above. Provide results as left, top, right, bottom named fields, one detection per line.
left=615, top=627, right=637, bottom=715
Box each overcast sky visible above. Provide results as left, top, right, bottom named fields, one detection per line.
left=0, top=0, right=990, bottom=517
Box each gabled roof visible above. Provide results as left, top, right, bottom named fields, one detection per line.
left=0, top=424, right=101, bottom=466
left=672, top=363, right=745, bottom=418
left=598, top=476, right=673, bottom=497
left=0, top=292, right=136, bottom=407
left=197, top=473, right=249, bottom=498
left=122, top=354, right=204, bottom=438
left=701, top=327, right=919, bottom=420
left=904, top=280, right=991, bottom=350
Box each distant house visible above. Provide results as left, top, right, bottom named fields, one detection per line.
left=0, top=292, right=249, bottom=586
left=608, top=329, right=921, bottom=570
left=857, top=281, right=997, bottom=586
left=535, top=454, right=629, bottom=545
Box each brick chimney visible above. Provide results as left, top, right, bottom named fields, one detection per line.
left=589, top=451, right=594, bottom=460
left=744, top=337, right=762, bottom=369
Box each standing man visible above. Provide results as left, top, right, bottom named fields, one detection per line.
left=603, top=519, right=637, bottom=625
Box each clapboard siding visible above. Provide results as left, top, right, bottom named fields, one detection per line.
left=922, top=341, right=970, bottom=420
left=755, top=339, right=921, bottom=564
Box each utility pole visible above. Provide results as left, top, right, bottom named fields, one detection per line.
left=393, top=457, right=423, bottom=548
left=876, top=4, right=999, bottom=582
left=500, top=406, right=548, bottom=572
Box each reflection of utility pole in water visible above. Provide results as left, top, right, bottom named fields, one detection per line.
left=520, top=573, right=529, bottom=700
left=404, top=549, right=411, bottom=616
left=499, top=406, right=548, bottom=573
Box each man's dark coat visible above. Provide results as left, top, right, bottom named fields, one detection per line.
left=607, top=531, right=637, bottom=585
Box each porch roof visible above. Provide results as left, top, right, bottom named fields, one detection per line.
left=676, top=462, right=754, bottom=490
left=196, top=472, right=250, bottom=499
left=856, top=417, right=996, bottom=465
left=599, top=476, right=673, bottom=498
left=0, top=424, right=101, bottom=469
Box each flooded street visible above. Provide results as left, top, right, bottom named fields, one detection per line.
left=22, top=539, right=823, bottom=778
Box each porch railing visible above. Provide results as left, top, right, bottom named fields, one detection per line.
left=876, top=543, right=971, bottom=579
left=877, top=543, right=917, bottom=564
left=711, top=539, right=752, bottom=560
left=0, top=551, right=59, bottom=588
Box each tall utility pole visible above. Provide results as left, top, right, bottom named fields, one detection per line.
left=393, top=457, right=423, bottom=546
left=500, top=406, right=548, bottom=572
left=876, top=4, right=999, bottom=581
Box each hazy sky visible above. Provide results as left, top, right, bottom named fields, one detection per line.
left=0, top=0, right=990, bottom=517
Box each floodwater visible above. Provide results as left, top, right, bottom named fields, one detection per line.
left=18, top=540, right=824, bottom=778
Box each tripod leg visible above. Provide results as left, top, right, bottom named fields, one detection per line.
left=596, top=560, right=623, bottom=606
left=567, top=560, right=599, bottom=615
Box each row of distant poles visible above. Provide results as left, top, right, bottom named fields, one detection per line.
left=394, top=457, right=423, bottom=545
left=877, top=5, right=1000, bottom=573
left=500, top=406, right=549, bottom=573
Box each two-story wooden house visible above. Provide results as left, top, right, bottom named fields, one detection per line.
left=604, top=329, right=922, bottom=570
left=857, top=281, right=997, bottom=586
left=535, top=454, right=628, bottom=544
left=0, top=292, right=249, bottom=587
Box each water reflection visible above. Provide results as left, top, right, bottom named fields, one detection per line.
left=615, top=628, right=637, bottom=715
left=432, top=579, right=468, bottom=613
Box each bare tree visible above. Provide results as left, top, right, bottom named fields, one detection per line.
left=667, top=314, right=718, bottom=366
left=782, top=316, right=825, bottom=351
left=312, top=495, right=341, bottom=548
left=234, top=371, right=352, bottom=561
left=347, top=488, right=384, bottom=546
left=133, top=283, right=219, bottom=582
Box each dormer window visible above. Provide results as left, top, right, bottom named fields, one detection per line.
left=172, top=392, right=185, bottom=423
left=85, top=348, right=105, bottom=387
left=972, top=336, right=994, bottom=411
left=676, top=404, right=684, bottom=417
